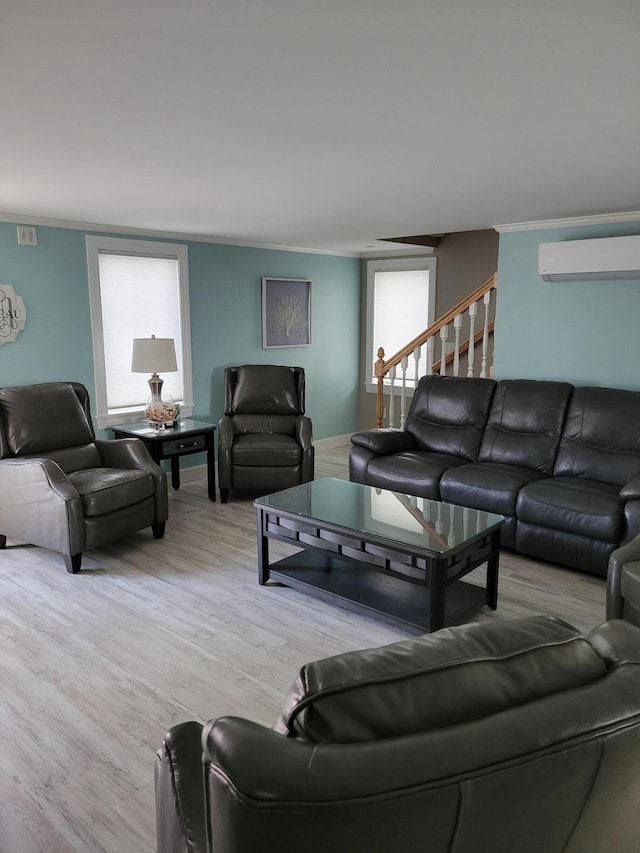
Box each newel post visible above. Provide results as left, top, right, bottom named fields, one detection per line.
left=375, top=347, right=385, bottom=428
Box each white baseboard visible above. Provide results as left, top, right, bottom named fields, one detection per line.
left=314, top=433, right=352, bottom=450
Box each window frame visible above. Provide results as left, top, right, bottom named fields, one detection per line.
left=364, top=255, right=437, bottom=394
left=86, top=235, right=194, bottom=429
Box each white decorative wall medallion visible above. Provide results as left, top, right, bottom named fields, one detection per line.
left=0, top=284, right=26, bottom=344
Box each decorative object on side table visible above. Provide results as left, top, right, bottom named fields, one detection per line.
left=131, top=335, right=179, bottom=429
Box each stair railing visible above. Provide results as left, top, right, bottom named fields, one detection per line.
left=374, top=273, right=497, bottom=428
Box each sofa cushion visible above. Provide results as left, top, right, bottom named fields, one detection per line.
left=404, top=375, right=496, bottom=461
left=554, top=386, right=640, bottom=486
left=517, top=476, right=623, bottom=542
left=365, top=451, right=468, bottom=499
left=478, top=379, right=573, bottom=475
left=274, top=616, right=607, bottom=744
left=68, top=468, right=155, bottom=516
left=232, top=433, right=301, bottom=467
left=440, top=462, right=546, bottom=515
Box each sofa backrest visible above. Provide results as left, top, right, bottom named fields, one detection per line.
left=0, top=381, right=101, bottom=472
left=274, top=615, right=604, bottom=743
left=202, top=618, right=640, bottom=853
left=404, top=375, right=496, bottom=461
left=478, top=379, right=574, bottom=474
left=554, top=385, right=640, bottom=485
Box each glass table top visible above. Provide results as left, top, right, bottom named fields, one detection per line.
left=255, top=478, right=504, bottom=556
left=112, top=419, right=215, bottom=438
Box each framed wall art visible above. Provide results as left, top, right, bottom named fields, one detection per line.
left=0, top=284, right=26, bottom=345
left=262, top=277, right=311, bottom=348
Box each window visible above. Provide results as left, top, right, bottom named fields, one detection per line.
left=364, top=256, right=436, bottom=391
left=86, top=236, right=193, bottom=428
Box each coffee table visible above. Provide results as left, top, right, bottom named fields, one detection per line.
left=255, top=478, right=504, bottom=633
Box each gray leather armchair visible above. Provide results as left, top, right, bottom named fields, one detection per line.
left=607, top=534, right=640, bottom=626
left=0, top=381, right=168, bottom=572
left=156, top=615, right=640, bottom=853
left=218, top=365, right=314, bottom=502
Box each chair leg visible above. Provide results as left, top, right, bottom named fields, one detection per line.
left=0, top=534, right=6, bottom=549
left=64, top=553, right=82, bottom=573
left=152, top=521, right=166, bottom=539
left=220, top=489, right=229, bottom=503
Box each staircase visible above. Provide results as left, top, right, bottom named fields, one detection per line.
left=374, top=273, right=497, bottom=428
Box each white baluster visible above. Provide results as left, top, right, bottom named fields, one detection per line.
left=400, top=355, right=409, bottom=428
left=388, top=365, right=396, bottom=427
left=480, top=292, right=491, bottom=378
left=453, top=313, right=462, bottom=377
left=426, top=336, right=435, bottom=376
left=447, top=505, right=456, bottom=547
left=413, top=345, right=421, bottom=389
left=467, top=301, right=478, bottom=377
left=439, top=325, right=449, bottom=376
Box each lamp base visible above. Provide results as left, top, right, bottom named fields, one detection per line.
left=145, top=378, right=178, bottom=428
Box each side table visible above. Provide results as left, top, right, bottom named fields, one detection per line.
left=111, top=419, right=217, bottom=502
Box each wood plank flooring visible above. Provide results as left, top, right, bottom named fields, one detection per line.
left=0, top=444, right=607, bottom=853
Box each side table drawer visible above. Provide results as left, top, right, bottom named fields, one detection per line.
left=163, top=434, right=207, bottom=455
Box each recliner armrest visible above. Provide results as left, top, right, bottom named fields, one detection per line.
left=96, top=438, right=168, bottom=521
left=295, top=415, right=313, bottom=450
left=606, top=534, right=640, bottom=620
left=350, top=428, right=416, bottom=456
left=620, top=475, right=640, bottom=500
left=0, top=457, right=84, bottom=554
left=155, top=721, right=207, bottom=853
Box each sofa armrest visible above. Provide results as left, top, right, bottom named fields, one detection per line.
left=96, top=438, right=168, bottom=521
left=0, top=457, right=84, bottom=555
left=155, top=721, right=207, bottom=853
left=621, top=475, right=640, bottom=500
left=350, top=429, right=416, bottom=456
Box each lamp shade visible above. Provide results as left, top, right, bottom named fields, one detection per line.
left=131, top=336, right=178, bottom=374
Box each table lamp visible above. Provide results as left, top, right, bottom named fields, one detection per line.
left=131, top=335, right=179, bottom=428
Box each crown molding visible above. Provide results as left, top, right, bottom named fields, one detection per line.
left=0, top=211, right=360, bottom=258
left=495, top=210, right=640, bottom=233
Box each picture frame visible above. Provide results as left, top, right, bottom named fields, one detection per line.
left=262, top=277, right=311, bottom=348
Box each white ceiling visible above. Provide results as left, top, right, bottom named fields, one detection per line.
left=1, top=1, right=639, bottom=255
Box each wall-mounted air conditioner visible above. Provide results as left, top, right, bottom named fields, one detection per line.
left=538, top=235, right=640, bottom=282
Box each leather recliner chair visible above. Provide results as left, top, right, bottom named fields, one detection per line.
left=0, top=381, right=168, bottom=572
left=155, top=615, right=640, bottom=853
left=607, top=533, right=640, bottom=626
left=217, top=365, right=314, bottom=502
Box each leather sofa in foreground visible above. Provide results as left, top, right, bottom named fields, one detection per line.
left=350, top=375, right=640, bottom=576
left=155, top=616, right=640, bottom=852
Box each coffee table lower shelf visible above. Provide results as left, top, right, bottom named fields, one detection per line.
left=267, top=550, right=488, bottom=633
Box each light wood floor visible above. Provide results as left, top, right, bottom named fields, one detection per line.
left=0, top=445, right=607, bottom=853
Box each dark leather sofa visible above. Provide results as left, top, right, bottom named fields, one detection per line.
left=155, top=615, right=640, bottom=852
left=350, top=375, right=640, bottom=576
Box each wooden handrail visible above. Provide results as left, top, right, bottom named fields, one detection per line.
left=374, top=273, right=497, bottom=429
left=375, top=273, right=497, bottom=380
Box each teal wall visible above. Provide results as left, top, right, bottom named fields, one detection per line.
left=0, top=221, right=360, bottom=439
left=494, top=219, right=640, bottom=389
